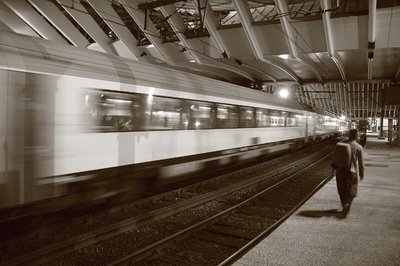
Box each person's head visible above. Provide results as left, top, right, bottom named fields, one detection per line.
left=348, top=129, right=358, bottom=141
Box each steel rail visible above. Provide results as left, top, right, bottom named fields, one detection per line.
left=108, top=152, right=333, bottom=265
left=218, top=161, right=334, bottom=265
left=3, top=147, right=330, bottom=266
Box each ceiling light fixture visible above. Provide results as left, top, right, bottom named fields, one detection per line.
left=279, top=88, right=289, bottom=98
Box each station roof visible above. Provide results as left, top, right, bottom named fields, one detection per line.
left=1, top=0, right=399, bottom=121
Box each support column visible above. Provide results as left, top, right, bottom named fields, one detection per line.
left=388, top=118, right=393, bottom=143
left=396, top=105, right=400, bottom=145
left=378, top=88, right=385, bottom=139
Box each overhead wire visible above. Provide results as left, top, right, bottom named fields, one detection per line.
left=49, top=0, right=346, bottom=86
left=15, top=0, right=392, bottom=119
left=103, top=0, right=227, bottom=56
left=55, top=0, right=229, bottom=64
left=271, top=3, right=340, bottom=115
left=53, top=0, right=271, bottom=74
left=109, top=0, right=253, bottom=75
left=273, top=3, right=332, bottom=77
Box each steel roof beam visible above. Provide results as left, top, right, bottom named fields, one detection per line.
left=159, top=4, right=200, bottom=64
left=0, top=1, right=39, bottom=37
left=274, top=0, right=298, bottom=59
left=274, top=0, right=324, bottom=84
left=232, top=0, right=300, bottom=84
left=138, top=0, right=182, bottom=10
left=241, top=63, right=277, bottom=83
left=232, top=0, right=264, bottom=59
left=57, top=0, right=117, bottom=54
left=86, top=0, right=146, bottom=61
left=320, top=0, right=347, bottom=83
left=28, top=0, right=89, bottom=48
left=194, top=0, right=229, bottom=58
left=3, top=0, right=66, bottom=43
left=298, top=58, right=324, bottom=84
left=194, top=54, right=257, bottom=82
left=188, top=0, right=274, bottom=82
left=159, top=4, right=260, bottom=82
left=258, top=58, right=299, bottom=83
left=119, top=0, right=176, bottom=65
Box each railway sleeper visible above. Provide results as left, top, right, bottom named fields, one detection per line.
left=191, top=231, right=246, bottom=248
left=215, top=218, right=268, bottom=233
left=207, top=224, right=257, bottom=240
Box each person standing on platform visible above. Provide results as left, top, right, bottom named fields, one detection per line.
left=358, top=132, right=367, bottom=147
left=331, top=129, right=365, bottom=217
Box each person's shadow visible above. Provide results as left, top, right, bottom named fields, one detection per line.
left=297, top=209, right=347, bottom=219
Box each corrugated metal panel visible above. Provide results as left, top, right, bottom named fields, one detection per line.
left=290, top=82, right=398, bottom=120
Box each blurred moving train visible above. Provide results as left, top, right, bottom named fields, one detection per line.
left=0, top=31, right=348, bottom=210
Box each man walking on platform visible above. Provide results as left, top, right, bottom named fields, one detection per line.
left=331, top=129, right=365, bottom=217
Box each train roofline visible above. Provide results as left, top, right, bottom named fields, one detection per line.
left=0, top=31, right=310, bottom=114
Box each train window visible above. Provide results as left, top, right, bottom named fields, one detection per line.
left=83, top=89, right=300, bottom=132
left=216, top=104, right=238, bottom=128
left=146, top=96, right=182, bottom=130
left=286, top=113, right=299, bottom=127
left=257, top=108, right=285, bottom=127
left=239, top=106, right=255, bottom=128
left=271, top=110, right=289, bottom=127
left=294, top=114, right=306, bottom=127
left=84, top=91, right=137, bottom=132
left=182, top=101, right=213, bottom=129
left=256, top=109, right=269, bottom=127
left=287, top=117, right=295, bottom=126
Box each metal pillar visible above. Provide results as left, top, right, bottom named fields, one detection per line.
left=396, top=105, right=400, bottom=145
left=378, top=88, right=385, bottom=139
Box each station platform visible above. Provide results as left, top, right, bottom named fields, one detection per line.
left=234, top=137, right=400, bottom=265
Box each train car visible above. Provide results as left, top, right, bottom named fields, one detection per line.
left=0, top=31, right=340, bottom=210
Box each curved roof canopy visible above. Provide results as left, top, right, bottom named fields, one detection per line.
left=0, top=0, right=399, bottom=120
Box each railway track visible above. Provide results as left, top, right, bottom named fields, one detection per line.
left=0, top=141, right=336, bottom=265
left=111, top=151, right=333, bottom=265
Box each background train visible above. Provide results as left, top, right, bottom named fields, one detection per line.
left=0, top=31, right=348, bottom=210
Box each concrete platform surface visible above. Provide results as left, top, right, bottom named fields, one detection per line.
left=234, top=138, right=400, bottom=266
